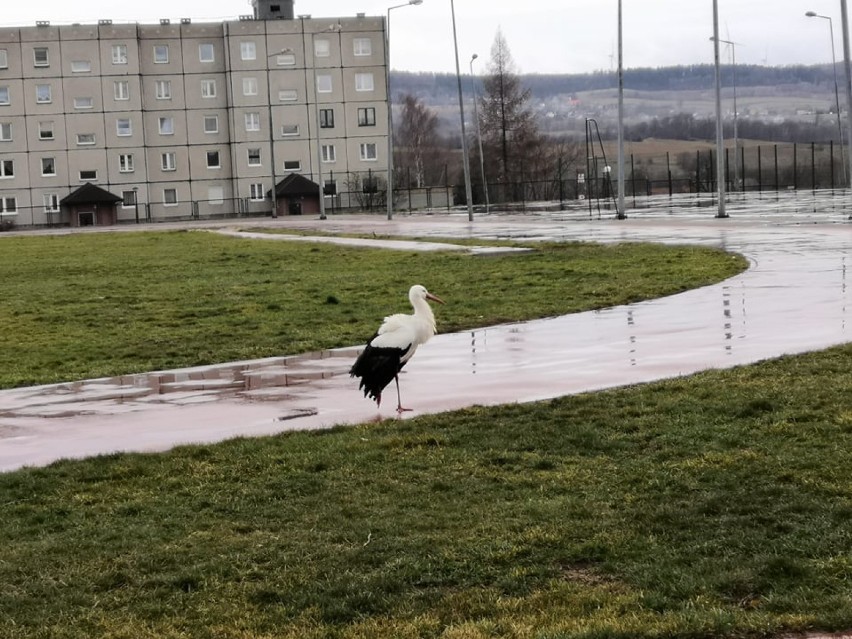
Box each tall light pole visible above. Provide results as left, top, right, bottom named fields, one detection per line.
left=616, top=0, right=626, bottom=219
left=385, top=0, right=423, bottom=221
left=266, top=47, right=294, bottom=218
left=807, top=11, right=846, bottom=185
left=469, top=53, right=489, bottom=213
left=450, top=0, right=474, bottom=221
left=710, top=36, right=740, bottom=192
left=310, top=25, right=341, bottom=220
left=841, top=0, right=852, bottom=190
left=712, top=0, right=728, bottom=217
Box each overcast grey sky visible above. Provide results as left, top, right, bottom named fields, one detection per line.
left=0, top=1, right=843, bottom=74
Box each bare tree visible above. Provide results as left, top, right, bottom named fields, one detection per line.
left=479, top=29, right=541, bottom=200
left=394, top=94, right=446, bottom=188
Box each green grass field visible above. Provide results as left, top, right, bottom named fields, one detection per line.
left=5, top=230, right=849, bottom=638
left=0, top=230, right=745, bottom=388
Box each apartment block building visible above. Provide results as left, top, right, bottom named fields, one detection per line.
left=0, top=0, right=388, bottom=226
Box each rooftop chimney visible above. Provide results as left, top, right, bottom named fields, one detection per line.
left=252, top=0, right=295, bottom=20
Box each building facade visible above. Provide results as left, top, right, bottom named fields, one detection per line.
left=0, top=3, right=388, bottom=226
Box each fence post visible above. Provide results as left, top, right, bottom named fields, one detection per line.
left=793, top=144, right=798, bottom=190
left=695, top=150, right=701, bottom=194
left=757, top=145, right=763, bottom=192
left=740, top=146, right=745, bottom=191
left=831, top=140, right=836, bottom=190
left=811, top=142, right=816, bottom=190
left=667, top=151, right=673, bottom=197
left=774, top=145, right=779, bottom=191
left=630, top=153, right=636, bottom=208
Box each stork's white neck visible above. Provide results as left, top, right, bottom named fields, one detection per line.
left=411, top=296, right=437, bottom=335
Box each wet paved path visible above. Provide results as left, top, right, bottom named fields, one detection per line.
left=1, top=192, right=849, bottom=471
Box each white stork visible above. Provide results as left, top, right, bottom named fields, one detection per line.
left=350, top=284, right=445, bottom=413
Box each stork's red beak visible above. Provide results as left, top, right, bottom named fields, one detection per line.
left=426, top=292, right=445, bottom=305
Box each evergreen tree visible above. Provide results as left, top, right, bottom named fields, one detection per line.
left=479, top=29, right=541, bottom=199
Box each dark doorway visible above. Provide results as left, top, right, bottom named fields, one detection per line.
left=78, top=211, right=95, bottom=226
left=288, top=200, right=302, bottom=215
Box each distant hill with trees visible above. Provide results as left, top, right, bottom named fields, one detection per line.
left=391, top=63, right=840, bottom=100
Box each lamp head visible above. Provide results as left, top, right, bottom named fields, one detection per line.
left=805, top=11, right=818, bottom=17
left=410, top=0, right=424, bottom=5
left=471, top=53, right=478, bottom=61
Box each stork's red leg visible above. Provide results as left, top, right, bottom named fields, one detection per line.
left=395, top=375, right=412, bottom=413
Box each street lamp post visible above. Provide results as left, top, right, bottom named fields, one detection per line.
left=712, top=0, right=728, bottom=217
left=385, top=0, right=423, bottom=221
left=469, top=53, right=489, bottom=213
left=450, top=0, right=474, bottom=221
left=806, top=10, right=846, bottom=185
left=266, top=47, right=294, bottom=218
left=616, top=0, right=626, bottom=219
left=309, top=25, right=341, bottom=220
left=841, top=0, right=852, bottom=192
left=710, top=35, right=740, bottom=192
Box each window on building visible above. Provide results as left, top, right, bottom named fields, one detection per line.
left=154, top=44, right=169, bottom=64
left=163, top=188, right=178, bottom=205
left=314, top=38, right=330, bottom=57
left=242, top=77, right=258, bottom=96
left=281, top=124, right=299, bottom=137
left=0, top=197, right=17, bottom=213
left=319, top=108, right=334, bottom=128
left=43, top=193, right=59, bottom=212
left=316, top=74, right=332, bottom=93
left=358, top=107, right=376, bottom=126
left=206, top=150, right=220, bottom=168
left=321, top=144, right=336, bottom=163
left=324, top=179, right=337, bottom=195
left=355, top=73, right=374, bottom=92
left=116, top=118, right=132, bottom=136
left=247, top=148, right=261, bottom=165
left=161, top=152, right=176, bottom=171
left=41, top=157, right=55, bottom=176
left=201, top=79, right=216, bottom=98
left=0, top=86, right=9, bottom=105
left=203, top=115, right=219, bottom=133
left=122, top=190, right=136, bottom=208
left=283, top=160, right=300, bottom=171
left=36, top=84, right=52, bottom=104
left=244, top=112, right=260, bottom=131
left=33, top=47, right=49, bottom=67
left=79, top=169, right=97, bottom=181
left=360, top=142, right=377, bottom=161
left=0, top=123, right=10, bottom=141
left=276, top=52, right=295, bottom=66
left=112, top=44, right=127, bottom=65
left=38, top=121, right=53, bottom=140
left=74, top=97, right=94, bottom=109
left=249, top=183, right=265, bottom=200
left=71, top=60, right=91, bottom=73
left=353, top=38, right=372, bottom=56
left=76, top=133, right=95, bottom=145
left=158, top=117, right=174, bottom=135
left=209, top=185, right=224, bottom=204
left=278, top=89, right=297, bottom=102
left=240, top=41, right=256, bottom=60
left=114, top=80, right=130, bottom=101
left=155, top=80, right=171, bottom=100
left=0, top=159, right=14, bottom=178
left=0, top=49, right=7, bottom=69
left=119, top=154, right=134, bottom=172
left=199, top=43, right=215, bottom=63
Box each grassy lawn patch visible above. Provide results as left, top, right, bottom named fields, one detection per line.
left=0, top=231, right=745, bottom=388
left=2, top=344, right=851, bottom=637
